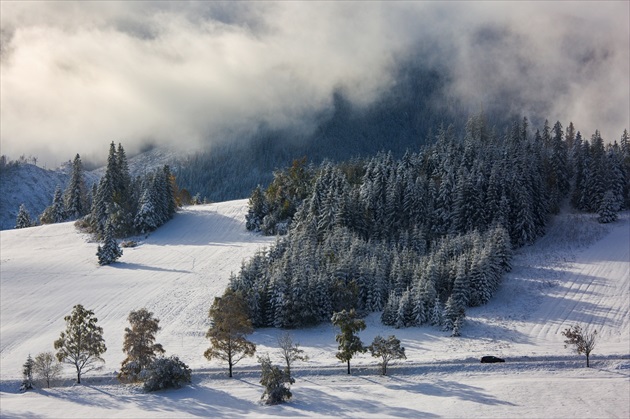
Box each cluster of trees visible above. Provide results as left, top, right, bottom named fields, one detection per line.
left=87, top=142, right=178, bottom=239
left=15, top=142, right=182, bottom=264
left=237, top=116, right=629, bottom=335
left=202, top=291, right=406, bottom=404
left=21, top=305, right=191, bottom=392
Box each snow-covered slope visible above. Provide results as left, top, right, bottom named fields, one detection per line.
left=0, top=164, right=71, bottom=230
left=1, top=202, right=628, bottom=418
left=0, top=147, right=182, bottom=231
left=0, top=200, right=274, bottom=377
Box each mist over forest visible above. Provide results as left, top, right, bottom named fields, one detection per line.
left=1, top=1, right=628, bottom=177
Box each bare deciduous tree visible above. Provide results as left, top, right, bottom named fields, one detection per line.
left=562, top=325, right=597, bottom=367
left=33, top=352, right=62, bottom=388
left=277, top=332, right=309, bottom=377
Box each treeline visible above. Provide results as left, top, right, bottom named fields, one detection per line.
left=19, top=142, right=181, bottom=240
left=233, top=115, right=629, bottom=334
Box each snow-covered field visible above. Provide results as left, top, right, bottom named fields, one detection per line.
left=1, top=200, right=629, bottom=418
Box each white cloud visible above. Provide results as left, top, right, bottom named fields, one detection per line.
left=1, top=1, right=628, bottom=167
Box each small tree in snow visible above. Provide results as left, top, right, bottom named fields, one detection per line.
left=277, top=332, right=309, bottom=378
left=331, top=309, right=366, bottom=374
left=368, top=335, right=406, bottom=375
left=97, top=222, right=122, bottom=265
left=15, top=204, right=32, bottom=229
left=142, top=355, right=191, bottom=392
left=562, top=325, right=597, bottom=367
left=33, top=352, right=63, bottom=388
left=119, top=308, right=165, bottom=383
left=259, top=354, right=294, bottom=405
left=54, top=304, right=107, bottom=383
left=20, top=354, right=34, bottom=391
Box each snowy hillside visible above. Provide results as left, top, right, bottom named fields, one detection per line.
left=1, top=201, right=628, bottom=418
left=0, top=147, right=182, bottom=231
left=0, top=164, right=71, bottom=230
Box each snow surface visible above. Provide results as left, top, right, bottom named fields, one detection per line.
left=1, top=200, right=628, bottom=418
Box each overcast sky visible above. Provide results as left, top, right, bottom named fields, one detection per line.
left=1, top=1, right=628, bottom=167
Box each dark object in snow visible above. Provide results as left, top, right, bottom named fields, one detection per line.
left=480, top=356, right=505, bottom=363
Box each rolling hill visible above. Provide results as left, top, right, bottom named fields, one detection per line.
left=0, top=201, right=628, bottom=418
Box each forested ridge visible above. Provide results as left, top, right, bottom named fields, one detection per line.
left=232, top=115, right=629, bottom=334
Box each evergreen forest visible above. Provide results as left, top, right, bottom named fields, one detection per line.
left=232, top=115, right=630, bottom=334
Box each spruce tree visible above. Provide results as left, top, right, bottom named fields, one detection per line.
left=597, top=190, right=618, bottom=223
left=258, top=354, right=294, bottom=405
left=96, top=222, right=123, bottom=265
left=20, top=354, right=34, bottom=391
left=41, top=185, right=67, bottom=224
left=15, top=204, right=32, bottom=229
left=64, top=154, right=88, bottom=219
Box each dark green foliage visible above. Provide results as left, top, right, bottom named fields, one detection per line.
left=232, top=116, right=627, bottom=335
left=64, top=154, right=89, bottom=219
left=332, top=309, right=366, bottom=374
left=54, top=304, right=107, bottom=384
left=89, top=142, right=178, bottom=239
left=598, top=190, right=618, bottom=223
left=40, top=186, right=67, bottom=224
left=96, top=222, right=123, bottom=265
left=142, top=356, right=191, bottom=392
left=259, top=354, right=294, bottom=405
left=20, top=354, right=34, bottom=391
left=369, top=335, right=406, bottom=375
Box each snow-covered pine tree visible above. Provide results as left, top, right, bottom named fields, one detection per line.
left=97, top=222, right=123, bottom=265
left=134, top=187, right=159, bottom=234
left=40, top=185, right=66, bottom=224
left=20, top=354, right=34, bottom=391
left=64, top=154, right=88, bottom=219
left=15, top=204, right=32, bottom=229
left=597, top=190, right=618, bottom=223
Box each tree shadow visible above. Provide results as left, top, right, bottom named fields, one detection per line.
left=289, top=385, right=440, bottom=418
left=386, top=376, right=517, bottom=406
left=110, top=262, right=190, bottom=274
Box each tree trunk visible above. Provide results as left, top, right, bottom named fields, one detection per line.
left=586, top=353, right=590, bottom=368
left=347, top=360, right=351, bottom=375
left=229, top=362, right=233, bottom=378
left=77, top=370, right=81, bottom=384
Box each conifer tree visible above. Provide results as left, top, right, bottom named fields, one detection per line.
left=258, top=354, right=294, bottom=405
left=15, top=204, right=32, bottom=229
left=331, top=309, right=366, bottom=374
left=597, top=190, right=618, bottom=223
left=64, top=154, right=88, bottom=219
left=41, top=185, right=66, bottom=224
left=54, top=304, right=107, bottom=384
left=96, top=222, right=123, bottom=265
left=20, top=354, right=34, bottom=391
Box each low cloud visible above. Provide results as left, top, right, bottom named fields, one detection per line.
left=1, top=1, right=628, bottom=167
